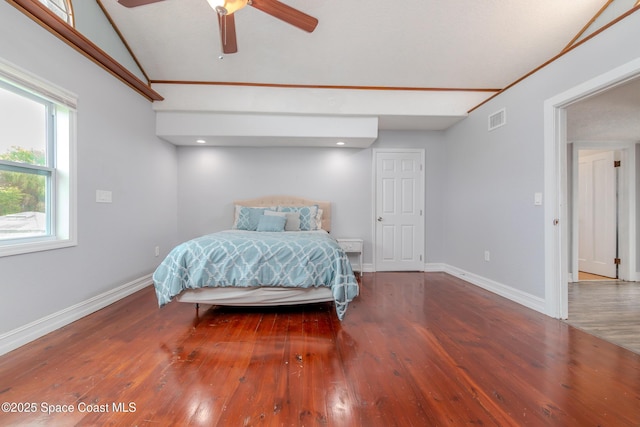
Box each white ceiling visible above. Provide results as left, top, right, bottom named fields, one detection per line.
left=96, top=0, right=639, bottom=145
left=102, top=0, right=605, bottom=88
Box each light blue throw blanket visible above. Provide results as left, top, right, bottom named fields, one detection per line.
left=153, top=230, right=358, bottom=320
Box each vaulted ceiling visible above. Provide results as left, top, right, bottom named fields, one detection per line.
left=88, top=1, right=640, bottom=144
left=102, top=0, right=605, bottom=89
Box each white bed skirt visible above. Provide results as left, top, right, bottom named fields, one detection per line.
left=176, top=286, right=334, bottom=306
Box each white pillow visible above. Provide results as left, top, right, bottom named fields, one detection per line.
left=265, top=210, right=301, bottom=231
left=315, top=208, right=323, bottom=230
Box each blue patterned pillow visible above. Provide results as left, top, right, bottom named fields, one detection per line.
left=256, top=214, right=286, bottom=232
left=234, top=207, right=272, bottom=231
left=277, top=205, right=319, bottom=231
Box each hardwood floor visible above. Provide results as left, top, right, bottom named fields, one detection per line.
left=1, top=272, right=640, bottom=426
left=567, top=280, right=640, bottom=354
left=577, top=271, right=617, bottom=281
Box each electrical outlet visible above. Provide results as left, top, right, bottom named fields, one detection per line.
left=484, top=251, right=490, bottom=262
left=155, top=246, right=160, bottom=257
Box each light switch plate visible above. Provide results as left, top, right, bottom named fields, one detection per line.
left=96, top=190, right=112, bottom=203
left=534, top=192, right=543, bottom=206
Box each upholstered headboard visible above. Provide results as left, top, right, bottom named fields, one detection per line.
left=233, top=195, right=332, bottom=232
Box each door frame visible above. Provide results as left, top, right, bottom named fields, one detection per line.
left=544, top=58, right=640, bottom=319
left=571, top=144, right=634, bottom=282
left=372, top=148, right=425, bottom=272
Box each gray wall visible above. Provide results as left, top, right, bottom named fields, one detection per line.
left=176, top=130, right=447, bottom=266
left=443, top=10, right=640, bottom=298
left=72, top=0, right=147, bottom=82
left=0, top=2, right=178, bottom=334
left=176, top=145, right=372, bottom=243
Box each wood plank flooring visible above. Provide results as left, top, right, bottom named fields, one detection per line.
left=1, top=272, right=639, bottom=426
left=567, top=280, right=640, bottom=354
left=577, top=271, right=617, bottom=281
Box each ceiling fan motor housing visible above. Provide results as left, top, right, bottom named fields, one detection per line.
left=207, top=0, right=248, bottom=15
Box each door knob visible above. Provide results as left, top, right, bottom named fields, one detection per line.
left=377, top=216, right=383, bottom=222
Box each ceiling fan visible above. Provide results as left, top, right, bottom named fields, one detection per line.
left=117, top=0, right=318, bottom=54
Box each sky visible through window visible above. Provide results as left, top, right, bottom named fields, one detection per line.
left=0, top=86, right=46, bottom=155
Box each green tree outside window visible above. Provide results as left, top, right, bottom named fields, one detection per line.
left=0, top=146, right=46, bottom=216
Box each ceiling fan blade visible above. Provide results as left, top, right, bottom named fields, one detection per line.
left=218, top=13, right=238, bottom=54
left=117, top=0, right=165, bottom=7
left=249, top=0, right=318, bottom=33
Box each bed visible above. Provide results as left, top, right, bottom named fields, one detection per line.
left=152, top=196, right=359, bottom=320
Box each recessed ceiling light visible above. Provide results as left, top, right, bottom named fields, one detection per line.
left=336, top=141, right=345, bottom=146
left=196, top=139, right=206, bottom=144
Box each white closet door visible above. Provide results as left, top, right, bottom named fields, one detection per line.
left=374, top=150, right=424, bottom=271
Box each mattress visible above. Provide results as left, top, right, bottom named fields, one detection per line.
left=153, top=229, right=358, bottom=320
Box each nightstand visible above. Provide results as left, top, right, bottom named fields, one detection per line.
left=337, top=238, right=363, bottom=277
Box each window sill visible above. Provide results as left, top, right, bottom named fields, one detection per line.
left=0, top=237, right=77, bottom=258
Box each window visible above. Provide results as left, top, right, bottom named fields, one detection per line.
left=0, top=58, right=76, bottom=257
left=38, top=0, right=74, bottom=26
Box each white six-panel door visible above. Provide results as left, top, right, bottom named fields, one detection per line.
left=374, top=149, right=424, bottom=271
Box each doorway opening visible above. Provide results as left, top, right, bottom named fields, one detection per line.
left=544, top=58, right=640, bottom=319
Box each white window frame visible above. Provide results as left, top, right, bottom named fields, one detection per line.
left=0, top=58, right=77, bottom=257
left=38, top=0, right=74, bottom=26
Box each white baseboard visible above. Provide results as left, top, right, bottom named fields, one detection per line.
left=424, top=262, right=446, bottom=272
left=442, top=265, right=546, bottom=314
left=0, top=274, right=153, bottom=356
left=365, top=263, right=445, bottom=273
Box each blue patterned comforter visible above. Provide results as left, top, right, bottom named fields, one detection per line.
left=152, top=230, right=359, bottom=320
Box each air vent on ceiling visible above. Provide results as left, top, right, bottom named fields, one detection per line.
left=488, top=108, right=506, bottom=131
